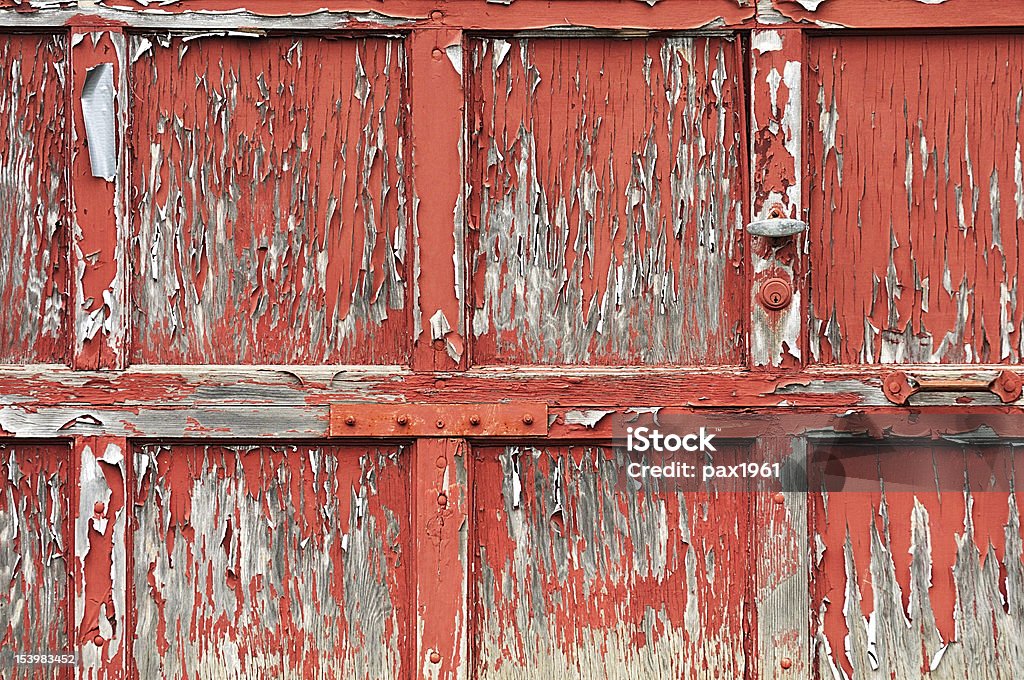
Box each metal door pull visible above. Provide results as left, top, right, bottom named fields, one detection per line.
left=746, top=218, right=807, bottom=238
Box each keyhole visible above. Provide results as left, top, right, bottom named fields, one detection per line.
left=770, top=292, right=781, bottom=305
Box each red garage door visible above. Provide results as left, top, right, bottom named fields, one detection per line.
left=0, top=2, right=1022, bottom=679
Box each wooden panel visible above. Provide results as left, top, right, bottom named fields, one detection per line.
left=808, top=34, right=1024, bottom=364
left=468, top=37, right=746, bottom=366
left=0, top=443, right=72, bottom=673
left=763, top=0, right=1022, bottom=29
left=20, top=1, right=756, bottom=32
left=131, top=443, right=409, bottom=679
left=0, top=34, right=69, bottom=364
left=473, top=444, right=753, bottom=677
left=811, top=441, right=1024, bottom=678
left=129, top=36, right=409, bottom=365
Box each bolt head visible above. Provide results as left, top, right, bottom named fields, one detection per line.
left=522, top=414, right=534, bottom=425
left=469, top=414, right=481, bottom=426
left=435, top=419, right=445, bottom=429
left=345, top=415, right=356, bottom=426
left=397, top=414, right=409, bottom=426
left=429, top=650, right=442, bottom=664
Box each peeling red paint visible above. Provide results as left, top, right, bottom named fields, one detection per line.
left=131, top=443, right=409, bottom=678
left=473, top=444, right=754, bottom=676
left=809, top=34, right=1024, bottom=365
left=0, top=34, right=69, bottom=364
left=469, top=36, right=746, bottom=365
left=71, top=28, right=128, bottom=371
left=129, top=35, right=409, bottom=364
left=812, top=443, right=1024, bottom=677
left=766, top=0, right=1021, bottom=29
left=1, top=7, right=1023, bottom=680
left=0, top=442, right=72, bottom=668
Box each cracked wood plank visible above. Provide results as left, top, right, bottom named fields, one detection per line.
left=468, top=36, right=746, bottom=365
left=132, top=442, right=409, bottom=678
left=808, top=34, right=1024, bottom=364
left=129, top=35, right=409, bottom=364
left=0, top=33, right=69, bottom=364
left=473, top=443, right=753, bottom=677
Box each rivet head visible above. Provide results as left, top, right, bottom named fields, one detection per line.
left=437, top=493, right=448, bottom=507
left=780, top=657, right=793, bottom=669
left=435, top=419, right=445, bottom=429
left=431, top=47, right=443, bottom=61
left=93, top=634, right=104, bottom=646
left=93, top=502, right=105, bottom=515
left=773, top=492, right=786, bottom=505
left=397, top=414, right=409, bottom=426
left=429, top=650, right=442, bottom=664
left=429, top=9, right=443, bottom=20
left=345, top=415, right=356, bottom=427
left=469, top=414, right=481, bottom=426
left=522, top=414, right=534, bottom=425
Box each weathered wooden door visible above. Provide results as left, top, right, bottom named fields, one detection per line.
left=0, top=1, right=1022, bottom=679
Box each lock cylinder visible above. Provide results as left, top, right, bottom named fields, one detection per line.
left=758, top=277, right=793, bottom=311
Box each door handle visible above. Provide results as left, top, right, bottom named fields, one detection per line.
left=882, top=370, right=1022, bottom=404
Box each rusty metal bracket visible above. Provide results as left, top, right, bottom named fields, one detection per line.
left=882, top=370, right=1023, bottom=405
left=329, top=403, right=548, bottom=437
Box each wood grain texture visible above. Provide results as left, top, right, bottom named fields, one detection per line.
left=129, top=35, right=409, bottom=364
left=0, top=34, right=69, bottom=364
left=468, top=37, right=746, bottom=365
left=0, top=443, right=72, bottom=675
left=808, top=34, right=1024, bottom=365
left=132, top=443, right=409, bottom=679
left=473, top=444, right=753, bottom=678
